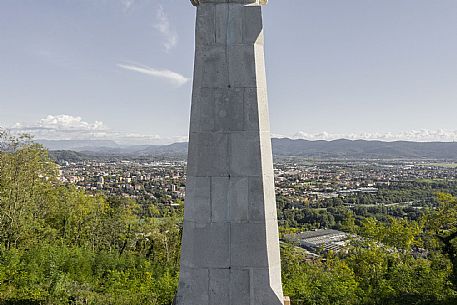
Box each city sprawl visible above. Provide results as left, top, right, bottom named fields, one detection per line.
left=58, top=156, right=457, bottom=230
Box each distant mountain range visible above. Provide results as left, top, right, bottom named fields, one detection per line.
left=272, top=138, right=457, bottom=159
left=41, top=138, right=457, bottom=160
left=38, top=140, right=120, bottom=151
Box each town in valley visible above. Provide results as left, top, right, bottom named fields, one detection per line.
left=55, top=153, right=457, bottom=256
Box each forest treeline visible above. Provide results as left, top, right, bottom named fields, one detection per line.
left=1, top=131, right=457, bottom=305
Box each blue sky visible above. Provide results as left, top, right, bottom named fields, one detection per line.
left=1, top=0, right=456, bottom=144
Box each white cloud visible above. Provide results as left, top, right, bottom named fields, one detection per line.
left=292, top=129, right=457, bottom=142
left=121, top=0, right=136, bottom=10
left=11, top=116, right=457, bottom=146
left=117, top=63, right=190, bottom=86
left=154, top=5, right=178, bottom=51
left=37, top=115, right=106, bottom=131
left=10, top=115, right=186, bottom=145
left=10, top=115, right=108, bottom=141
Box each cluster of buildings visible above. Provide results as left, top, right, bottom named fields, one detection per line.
left=56, top=157, right=457, bottom=257
left=59, top=159, right=186, bottom=204
left=274, top=159, right=457, bottom=204
left=58, top=158, right=457, bottom=208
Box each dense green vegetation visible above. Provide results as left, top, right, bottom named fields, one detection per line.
left=0, top=132, right=180, bottom=304
left=1, top=131, right=457, bottom=304
left=282, top=201, right=457, bottom=304
left=277, top=178, right=457, bottom=229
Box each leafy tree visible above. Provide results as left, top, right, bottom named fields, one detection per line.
left=0, top=131, right=180, bottom=304
left=281, top=245, right=359, bottom=305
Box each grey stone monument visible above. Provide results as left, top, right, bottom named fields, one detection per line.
left=175, top=0, right=283, bottom=304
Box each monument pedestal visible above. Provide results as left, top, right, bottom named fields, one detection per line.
left=175, top=1, right=283, bottom=304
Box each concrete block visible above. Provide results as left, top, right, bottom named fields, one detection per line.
left=184, top=176, right=211, bottom=223
left=248, top=176, right=265, bottom=222
left=190, top=88, right=215, bottom=132
left=215, top=88, right=244, bottom=132
left=229, top=269, right=250, bottom=305
left=181, top=221, right=230, bottom=268
left=209, top=269, right=230, bottom=305
left=244, top=88, right=260, bottom=131
left=187, top=132, right=229, bottom=177
left=230, top=223, right=268, bottom=267
left=265, top=219, right=281, bottom=268
left=191, top=87, right=245, bottom=133
left=257, top=86, right=269, bottom=129
left=269, top=265, right=284, bottom=298
left=196, top=4, right=215, bottom=45
left=215, top=4, right=228, bottom=44
left=243, top=6, right=263, bottom=44
left=228, top=45, right=256, bottom=88
left=260, top=131, right=274, bottom=175
left=228, top=176, right=249, bottom=222
left=227, top=4, right=243, bottom=44
left=262, top=174, right=278, bottom=220
left=189, top=89, right=201, bottom=133
left=211, top=177, right=229, bottom=223
left=248, top=175, right=277, bottom=222
left=254, top=43, right=268, bottom=87
left=212, top=176, right=249, bottom=223
left=176, top=267, right=209, bottom=305
left=200, top=45, right=229, bottom=88
left=251, top=267, right=284, bottom=305
left=244, top=87, right=270, bottom=132
left=229, top=132, right=262, bottom=177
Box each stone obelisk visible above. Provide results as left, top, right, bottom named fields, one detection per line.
left=176, top=1, right=283, bottom=304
